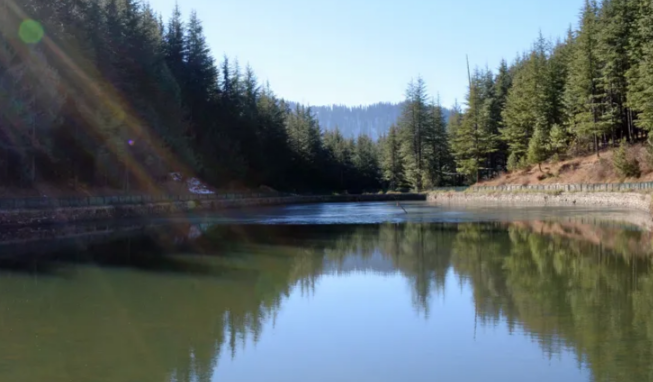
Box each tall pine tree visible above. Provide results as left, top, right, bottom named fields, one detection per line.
left=380, top=124, right=406, bottom=190
left=565, top=0, right=606, bottom=155
left=398, top=77, right=430, bottom=190
left=452, top=68, right=498, bottom=182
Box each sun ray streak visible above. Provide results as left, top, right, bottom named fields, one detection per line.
left=1, top=0, right=212, bottom=244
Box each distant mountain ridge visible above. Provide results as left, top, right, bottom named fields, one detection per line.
left=288, top=102, right=450, bottom=140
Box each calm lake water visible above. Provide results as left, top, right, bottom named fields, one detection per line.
left=1, top=201, right=652, bottom=382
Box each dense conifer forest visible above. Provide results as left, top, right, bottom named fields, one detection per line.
left=1, top=0, right=652, bottom=193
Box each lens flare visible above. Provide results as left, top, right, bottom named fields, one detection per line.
left=19, top=19, right=44, bottom=44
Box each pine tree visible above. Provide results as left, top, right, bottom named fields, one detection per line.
left=549, top=124, right=569, bottom=157
left=257, top=84, right=292, bottom=187
left=324, top=127, right=354, bottom=190
left=597, top=0, right=636, bottom=143
left=612, top=138, right=640, bottom=177
left=164, top=3, right=186, bottom=82
left=447, top=101, right=463, bottom=136
left=451, top=69, right=498, bottom=182
left=446, top=101, right=464, bottom=183
left=477, top=67, right=504, bottom=177
left=398, top=77, right=430, bottom=190
left=492, top=60, right=513, bottom=124
left=423, top=98, right=452, bottom=187
left=501, top=57, right=533, bottom=167
left=0, top=48, right=63, bottom=183
left=565, top=0, right=606, bottom=156
left=489, top=60, right=513, bottom=170
left=627, top=0, right=653, bottom=133
left=381, top=124, right=405, bottom=190
left=549, top=30, right=574, bottom=128
left=527, top=127, right=549, bottom=171
left=285, top=104, right=327, bottom=189
left=353, top=135, right=380, bottom=191
left=502, top=34, right=559, bottom=168
left=185, top=10, right=218, bottom=129
left=120, top=0, right=143, bottom=94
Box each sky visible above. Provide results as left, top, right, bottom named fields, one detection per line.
left=151, top=0, right=584, bottom=108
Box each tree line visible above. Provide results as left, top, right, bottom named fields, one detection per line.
left=385, top=0, right=653, bottom=187
left=446, top=0, right=653, bottom=182
left=303, top=102, right=425, bottom=141
left=321, top=0, right=653, bottom=190
left=0, top=0, right=387, bottom=193
left=3, top=0, right=652, bottom=195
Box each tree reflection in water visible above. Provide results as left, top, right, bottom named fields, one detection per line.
left=0, top=218, right=651, bottom=382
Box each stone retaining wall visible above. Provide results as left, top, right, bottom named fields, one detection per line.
left=428, top=191, right=652, bottom=214
left=0, top=194, right=425, bottom=227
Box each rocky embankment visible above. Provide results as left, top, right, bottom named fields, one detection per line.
left=0, top=193, right=425, bottom=227
left=428, top=191, right=652, bottom=214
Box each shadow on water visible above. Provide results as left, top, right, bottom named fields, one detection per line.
left=0, top=257, right=62, bottom=277
left=0, top=223, right=397, bottom=278
left=0, top=221, right=259, bottom=278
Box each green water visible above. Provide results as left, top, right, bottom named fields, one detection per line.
left=0, top=202, right=652, bottom=382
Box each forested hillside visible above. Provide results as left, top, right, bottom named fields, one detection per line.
left=311, top=103, right=402, bottom=140
left=390, top=0, right=653, bottom=187
left=0, top=0, right=381, bottom=194
left=444, top=0, right=653, bottom=184
left=3, top=0, right=653, bottom=195
left=297, top=103, right=450, bottom=141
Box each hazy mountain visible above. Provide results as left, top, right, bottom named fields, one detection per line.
left=289, top=102, right=451, bottom=140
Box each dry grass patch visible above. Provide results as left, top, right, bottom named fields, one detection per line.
left=478, top=144, right=653, bottom=187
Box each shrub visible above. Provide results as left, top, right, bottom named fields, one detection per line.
left=507, top=152, right=528, bottom=172
left=527, top=127, right=550, bottom=172
left=507, top=153, right=519, bottom=172
left=646, top=136, right=653, bottom=167
left=549, top=124, right=568, bottom=156
left=613, top=138, right=641, bottom=179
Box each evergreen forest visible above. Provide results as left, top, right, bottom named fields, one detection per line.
left=2, top=0, right=652, bottom=194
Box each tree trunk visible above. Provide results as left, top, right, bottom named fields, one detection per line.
left=627, top=108, right=633, bottom=143
left=594, top=133, right=600, bottom=158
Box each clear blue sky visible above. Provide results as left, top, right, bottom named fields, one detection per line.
left=151, top=0, right=584, bottom=108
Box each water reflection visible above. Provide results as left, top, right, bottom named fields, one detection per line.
left=0, top=213, right=652, bottom=382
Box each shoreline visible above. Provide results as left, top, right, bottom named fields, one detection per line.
left=0, top=193, right=425, bottom=227
left=428, top=191, right=653, bottom=224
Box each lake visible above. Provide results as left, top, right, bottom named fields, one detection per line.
left=0, top=201, right=652, bottom=382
